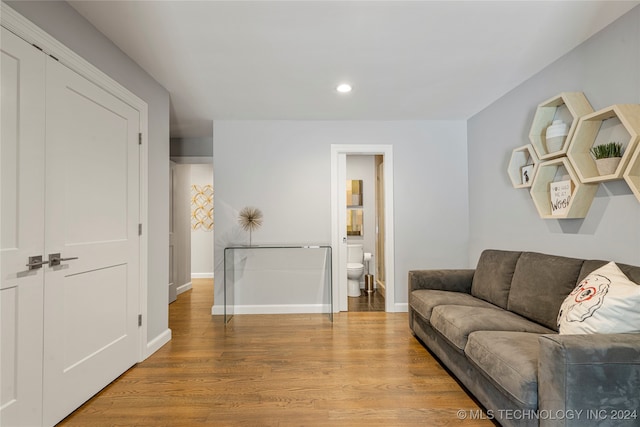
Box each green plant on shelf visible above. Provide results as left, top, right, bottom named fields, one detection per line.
left=590, top=142, right=622, bottom=159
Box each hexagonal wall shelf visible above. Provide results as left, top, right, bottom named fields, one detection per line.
left=507, top=144, right=539, bottom=188
left=568, top=104, right=640, bottom=183
left=529, top=92, right=594, bottom=161
left=530, top=157, right=598, bottom=219
left=624, top=129, right=640, bottom=203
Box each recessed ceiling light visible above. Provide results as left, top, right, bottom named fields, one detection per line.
left=336, top=83, right=352, bottom=93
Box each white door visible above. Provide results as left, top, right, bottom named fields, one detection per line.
left=168, top=162, right=177, bottom=303
left=0, top=27, right=46, bottom=427
left=337, top=153, right=348, bottom=311
left=41, top=57, right=140, bottom=426
left=375, top=158, right=386, bottom=298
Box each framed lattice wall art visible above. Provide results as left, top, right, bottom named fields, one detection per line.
left=191, top=184, right=213, bottom=231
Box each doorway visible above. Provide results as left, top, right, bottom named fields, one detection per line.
left=331, top=145, right=395, bottom=313
left=168, top=158, right=214, bottom=305
left=345, top=155, right=385, bottom=312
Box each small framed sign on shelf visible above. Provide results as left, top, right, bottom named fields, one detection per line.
left=521, top=164, right=534, bottom=185
left=550, top=180, right=573, bottom=216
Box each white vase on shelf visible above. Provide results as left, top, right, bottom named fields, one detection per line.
left=545, top=120, right=568, bottom=153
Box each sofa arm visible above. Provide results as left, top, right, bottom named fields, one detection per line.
left=408, top=269, right=474, bottom=294
left=538, top=334, right=640, bottom=427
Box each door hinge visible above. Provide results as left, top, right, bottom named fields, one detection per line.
left=138, top=223, right=142, bottom=236
left=138, top=314, right=143, bottom=327
left=138, top=133, right=142, bottom=145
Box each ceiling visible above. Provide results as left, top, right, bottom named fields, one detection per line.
left=68, top=1, right=639, bottom=138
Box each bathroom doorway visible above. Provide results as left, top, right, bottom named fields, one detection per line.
left=345, top=155, right=385, bottom=312
left=331, top=144, right=395, bottom=313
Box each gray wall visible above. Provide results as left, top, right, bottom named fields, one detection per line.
left=468, top=6, right=640, bottom=266
left=171, top=137, right=214, bottom=157
left=8, top=1, right=171, bottom=342
left=213, top=120, right=469, bottom=310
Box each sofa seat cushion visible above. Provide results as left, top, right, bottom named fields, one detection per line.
left=430, top=305, right=554, bottom=351
left=409, top=289, right=497, bottom=322
left=466, top=331, right=546, bottom=408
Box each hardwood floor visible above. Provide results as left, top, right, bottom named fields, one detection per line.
left=59, top=279, right=492, bottom=426
left=347, top=289, right=385, bottom=312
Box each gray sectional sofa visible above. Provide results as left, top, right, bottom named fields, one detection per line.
left=408, top=249, right=640, bottom=427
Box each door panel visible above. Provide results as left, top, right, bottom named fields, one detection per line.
left=337, top=153, right=347, bottom=311
left=0, top=27, right=46, bottom=427
left=1, top=47, right=18, bottom=255
left=42, top=57, right=140, bottom=426
left=62, top=264, right=128, bottom=368
left=62, top=87, right=129, bottom=244
left=375, top=158, right=386, bottom=298
left=169, top=162, right=177, bottom=303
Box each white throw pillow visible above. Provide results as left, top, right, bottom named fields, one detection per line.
left=557, top=261, right=640, bottom=334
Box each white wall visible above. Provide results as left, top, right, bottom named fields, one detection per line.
left=190, top=163, right=214, bottom=277
left=213, top=120, right=468, bottom=312
left=8, top=1, right=171, bottom=344
left=468, top=6, right=640, bottom=266
left=346, top=155, right=376, bottom=280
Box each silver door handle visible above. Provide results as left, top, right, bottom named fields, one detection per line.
left=48, top=253, right=79, bottom=266
left=26, top=255, right=49, bottom=270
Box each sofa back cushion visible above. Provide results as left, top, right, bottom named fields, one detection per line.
left=507, top=252, right=584, bottom=330
left=471, top=250, right=522, bottom=309
left=580, top=259, right=640, bottom=286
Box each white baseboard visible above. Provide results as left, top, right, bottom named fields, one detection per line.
left=211, top=303, right=407, bottom=315
left=394, top=303, right=409, bottom=312
left=176, top=282, right=192, bottom=295
left=191, top=272, right=214, bottom=279
left=211, top=304, right=330, bottom=316
left=146, top=328, right=171, bottom=358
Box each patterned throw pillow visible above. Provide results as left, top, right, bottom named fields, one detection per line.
left=557, top=261, right=640, bottom=334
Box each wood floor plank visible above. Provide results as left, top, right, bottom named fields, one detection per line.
left=58, top=279, right=493, bottom=426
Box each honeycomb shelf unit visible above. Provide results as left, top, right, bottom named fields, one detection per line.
left=568, top=104, right=640, bottom=183
left=507, top=144, right=539, bottom=188
left=530, top=157, right=598, bottom=219
left=529, top=92, right=594, bottom=161
left=624, top=143, right=640, bottom=203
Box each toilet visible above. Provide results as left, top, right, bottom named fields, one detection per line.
left=347, top=244, right=364, bottom=297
